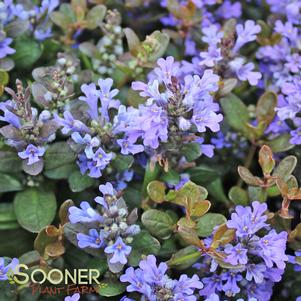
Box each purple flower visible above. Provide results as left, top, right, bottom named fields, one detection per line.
left=290, top=128, right=301, bottom=145
left=104, top=237, right=132, bottom=264
left=227, top=201, right=268, bottom=237
left=55, top=111, right=90, bottom=135
left=98, top=78, right=120, bottom=122
left=257, top=230, right=288, bottom=269
left=117, top=138, right=144, bottom=155
left=200, top=46, right=223, bottom=67
left=95, top=182, right=116, bottom=209
left=18, top=144, right=45, bottom=165
left=86, top=147, right=113, bottom=178
left=224, top=243, right=248, bottom=265
left=192, top=101, right=223, bottom=133
left=77, top=229, right=106, bottom=249
left=246, top=263, right=266, bottom=284
left=64, top=293, right=80, bottom=301
left=153, top=56, right=179, bottom=85
left=121, top=255, right=202, bottom=300
left=202, top=25, right=223, bottom=46
left=200, top=274, right=224, bottom=297
left=71, top=132, right=100, bottom=158
left=68, top=201, right=103, bottom=224
left=0, top=257, right=19, bottom=281
left=229, top=58, right=262, bottom=86
left=217, top=1, right=242, bottom=19
left=222, top=271, right=243, bottom=295
left=79, top=83, right=99, bottom=120
left=0, top=38, right=15, bottom=59
left=233, top=20, right=261, bottom=53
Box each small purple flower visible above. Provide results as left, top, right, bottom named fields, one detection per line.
left=224, top=243, right=248, bottom=265
left=257, top=230, right=288, bottom=269
left=98, top=78, right=120, bottom=122
left=95, top=182, right=116, bottom=208
left=0, top=38, right=15, bottom=59
left=104, top=237, right=132, bottom=264
left=200, top=274, right=224, bottom=297
left=0, top=257, right=19, bottom=281
left=64, top=293, right=80, bottom=301
left=202, top=25, right=223, bottom=46
left=117, top=138, right=144, bottom=155
left=227, top=201, right=268, bottom=237
left=246, top=263, right=266, bottom=284
left=77, top=229, right=106, bottom=249
left=229, top=58, right=262, bottom=86
left=153, top=56, right=179, bottom=85
left=192, top=101, right=223, bottom=133
left=18, top=144, right=45, bottom=165
left=290, top=128, right=301, bottom=145
left=79, top=83, right=99, bottom=120
left=68, top=201, right=103, bottom=224
left=233, top=20, right=261, bottom=53
left=200, top=46, right=223, bottom=67
left=55, top=111, right=90, bottom=135
left=221, top=271, right=243, bottom=295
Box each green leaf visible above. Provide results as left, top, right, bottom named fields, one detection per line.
left=197, top=213, right=227, bottom=237
left=45, top=142, right=76, bottom=170
left=228, top=186, right=249, bottom=205
left=68, top=170, right=94, bottom=192
left=258, top=145, right=275, bottom=175
left=98, top=281, right=126, bottom=297
left=256, top=91, right=277, bottom=126
left=265, top=134, right=294, bottom=153
left=86, top=257, right=108, bottom=277
left=207, top=178, right=229, bottom=204
left=160, top=169, right=180, bottom=185
left=141, top=30, right=170, bottom=63
left=50, top=4, right=75, bottom=28
left=181, top=143, right=201, bottom=161
left=0, top=203, right=19, bottom=230
left=0, top=282, right=17, bottom=301
left=112, top=154, right=134, bottom=172
left=12, top=38, right=42, bottom=69
left=141, top=209, right=174, bottom=239
left=188, top=165, right=219, bottom=185
left=128, top=231, right=161, bottom=266
left=211, top=224, right=236, bottom=248
left=0, top=229, right=33, bottom=257
left=237, top=166, right=263, bottom=186
left=220, top=93, right=250, bottom=136
left=14, top=189, right=57, bottom=233
left=273, top=155, right=297, bottom=181
left=0, top=148, right=22, bottom=173
left=44, top=163, right=77, bottom=179
left=147, top=180, right=166, bottom=203
left=142, top=161, right=161, bottom=196
left=167, top=246, right=201, bottom=270
left=248, top=186, right=267, bottom=203
left=86, top=5, right=107, bottom=29
left=0, top=173, right=23, bottom=193
left=124, top=28, right=141, bottom=56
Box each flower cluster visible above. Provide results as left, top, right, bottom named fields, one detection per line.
left=56, top=78, right=120, bottom=178
left=256, top=4, right=301, bottom=144
left=68, top=182, right=140, bottom=271
left=200, top=21, right=262, bottom=86
left=198, top=202, right=288, bottom=301
left=79, top=9, right=124, bottom=77
left=120, top=254, right=203, bottom=300
left=0, top=80, right=58, bottom=175
left=114, top=56, right=222, bottom=160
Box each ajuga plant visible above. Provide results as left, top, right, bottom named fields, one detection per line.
left=0, top=1, right=301, bottom=301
